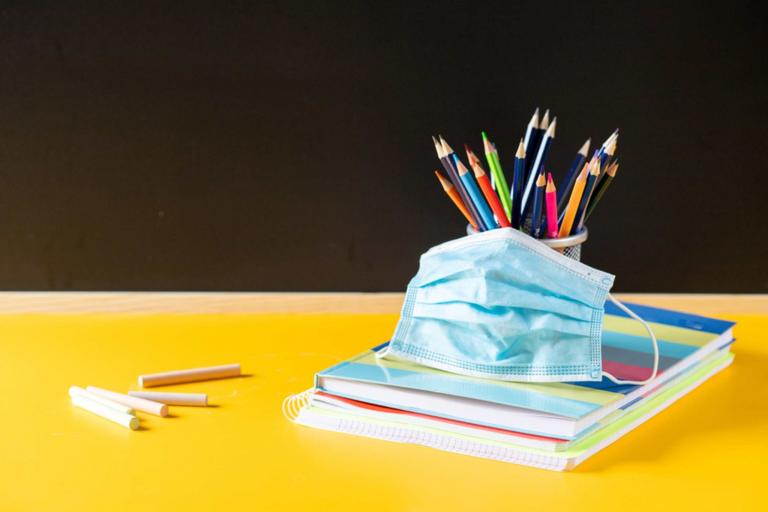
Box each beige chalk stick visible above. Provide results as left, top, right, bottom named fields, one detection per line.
left=139, top=363, right=241, bottom=388
left=69, top=386, right=134, bottom=415
left=71, top=394, right=139, bottom=430
left=86, top=386, right=168, bottom=417
left=128, top=391, right=208, bottom=406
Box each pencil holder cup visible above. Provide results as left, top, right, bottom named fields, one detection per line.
left=466, top=225, right=588, bottom=262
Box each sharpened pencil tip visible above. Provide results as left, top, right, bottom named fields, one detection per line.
left=440, top=137, right=454, bottom=155
left=453, top=154, right=469, bottom=175
left=529, top=108, right=540, bottom=127
left=546, top=173, right=556, bottom=192
left=434, top=170, right=452, bottom=190
left=547, top=117, right=557, bottom=137
left=608, top=162, right=619, bottom=177
left=540, top=109, right=550, bottom=130
left=433, top=137, right=444, bottom=158
left=536, top=172, right=546, bottom=187
left=516, top=139, right=525, bottom=158
left=579, top=138, right=591, bottom=156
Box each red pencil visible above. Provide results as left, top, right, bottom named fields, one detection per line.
left=545, top=173, right=559, bottom=238
left=434, top=170, right=477, bottom=229
left=470, top=161, right=511, bottom=228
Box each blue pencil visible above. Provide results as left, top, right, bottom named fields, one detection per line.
left=453, top=154, right=498, bottom=230
left=600, top=136, right=617, bottom=171
left=525, top=109, right=548, bottom=176
left=520, top=117, right=556, bottom=219
left=557, top=138, right=591, bottom=212
left=530, top=172, right=546, bottom=238
left=437, top=136, right=488, bottom=231
left=511, top=139, right=526, bottom=229
left=522, top=108, right=540, bottom=172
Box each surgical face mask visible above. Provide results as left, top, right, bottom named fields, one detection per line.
left=381, top=228, right=658, bottom=384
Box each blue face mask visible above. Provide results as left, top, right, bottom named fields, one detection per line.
left=381, top=228, right=656, bottom=383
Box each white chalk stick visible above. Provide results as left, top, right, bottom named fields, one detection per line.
left=71, top=394, right=139, bottom=430
left=139, top=363, right=241, bottom=388
left=128, top=391, right=208, bottom=406
left=69, top=386, right=134, bottom=415
left=86, top=386, right=168, bottom=417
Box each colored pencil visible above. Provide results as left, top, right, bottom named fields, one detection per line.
left=585, top=161, right=619, bottom=221
left=454, top=155, right=497, bottom=229
left=471, top=160, right=511, bottom=228
left=438, top=136, right=487, bottom=230
left=530, top=172, right=546, bottom=238
left=435, top=170, right=477, bottom=229
left=523, top=109, right=541, bottom=175
left=511, top=139, right=526, bottom=229
left=600, top=137, right=617, bottom=172
left=521, top=117, right=557, bottom=217
left=481, top=134, right=512, bottom=220
left=557, top=138, right=590, bottom=210
left=558, top=164, right=588, bottom=238
left=545, top=173, right=558, bottom=238
left=574, top=157, right=602, bottom=231
left=527, top=109, right=549, bottom=176
left=603, top=137, right=618, bottom=171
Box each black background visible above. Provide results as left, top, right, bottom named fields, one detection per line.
left=0, top=1, right=765, bottom=291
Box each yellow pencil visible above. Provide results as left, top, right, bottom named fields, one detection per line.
left=558, top=162, right=589, bottom=237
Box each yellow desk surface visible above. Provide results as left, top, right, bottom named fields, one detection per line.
left=1, top=293, right=766, bottom=511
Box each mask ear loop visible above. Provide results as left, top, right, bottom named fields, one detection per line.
left=602, top=294, right=660, bottom=385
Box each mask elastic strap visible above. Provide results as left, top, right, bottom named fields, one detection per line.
left=602, top=294, right=660, bottom=386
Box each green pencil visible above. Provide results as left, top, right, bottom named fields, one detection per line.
left=482, top=132, right=512, bottom=221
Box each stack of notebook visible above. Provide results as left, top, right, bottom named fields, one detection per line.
left=286, top=302, right=734, bottom=470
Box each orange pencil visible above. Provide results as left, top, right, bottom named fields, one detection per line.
left=470, top=161, right=511, bottom=228
left=558, top=162, right=589, bottom=237
left=435, top=170, right=477, bottom=229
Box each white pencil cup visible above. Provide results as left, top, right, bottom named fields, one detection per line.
left=466, top=225, right=588, bottom=262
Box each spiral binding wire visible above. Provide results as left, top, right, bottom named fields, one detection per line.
left=282, top=388, right=314, bottom=421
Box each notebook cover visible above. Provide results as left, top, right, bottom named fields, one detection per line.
left=299, top=351, right=734, bottom=471
left=315, top=302, right=735, bottom=420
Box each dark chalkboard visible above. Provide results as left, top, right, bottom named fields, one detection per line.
left=0, top=2, right=765, bottom=291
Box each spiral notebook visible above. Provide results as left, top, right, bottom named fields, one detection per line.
left=295, top=351, right=732, bottom=470
left=286, top=302, right=735, bottom=470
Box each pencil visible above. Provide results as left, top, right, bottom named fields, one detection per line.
left=600, top=137, right=617, bottom=172
left=530, top=172, right=546, bottom=238
left=454, top=154, right=497, bottom=229
left=574, top=157, right=602, bottom=231
left=437, top=136, right=487, bottom=230
left=521, top=117, right=556, bottom=218
left=545, top=173, right=558, bottom=238
left=585, top=161, right=618, bottom=221
left=523, top=108, right=541, bottom=175
left=557, top=138, right=590, bottom=211
left=558, top=164, right=588, bottom=237
left=471, top=161, right=511, bottom=228
left=527, top=109, right=549, bottom=176
left=435, top=170, right=477, bottom=229
left=511, top=139, right=526, bottom=229
left=481, top=134, right=512, bottom=220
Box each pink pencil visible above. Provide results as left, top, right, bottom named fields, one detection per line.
left=545, top=173, right=559, bottom=238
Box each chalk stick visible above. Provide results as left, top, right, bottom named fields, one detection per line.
left=71, top=394, right=139, bottom=430
left=86, top=386, right=168, bottom=417
left=128, top=391, right=208, bottom=406
left=69, top=386, right=134, bottom=415
left=138, top=363, right=241, bottom=388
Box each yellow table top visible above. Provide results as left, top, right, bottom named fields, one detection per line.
left=1, top=294, right=766, bottom=511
